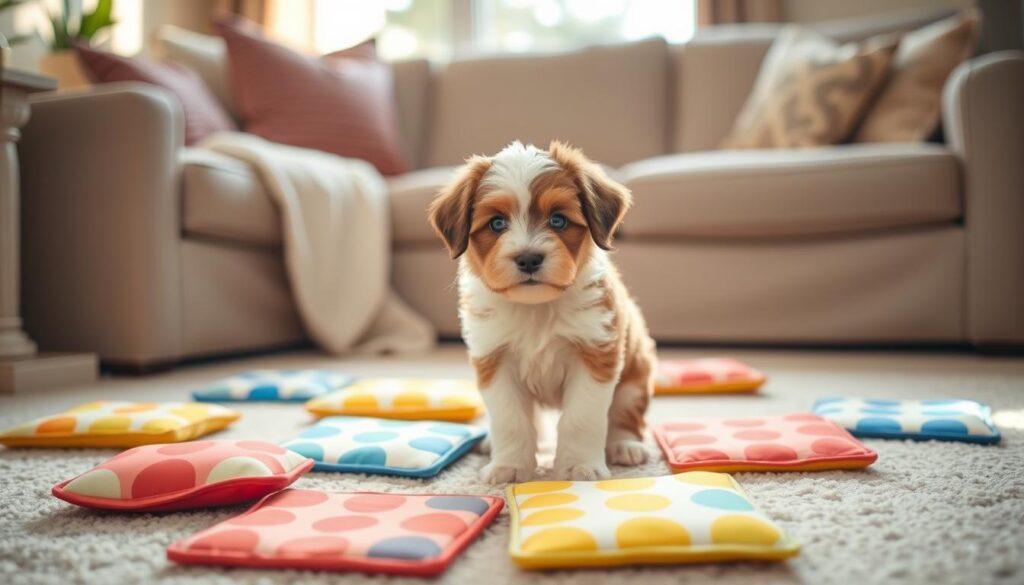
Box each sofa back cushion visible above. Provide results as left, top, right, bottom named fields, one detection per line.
left=426, top=38, right=669, bottom=168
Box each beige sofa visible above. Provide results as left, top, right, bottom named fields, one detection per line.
left=19, top=8, right=1024, bottom=368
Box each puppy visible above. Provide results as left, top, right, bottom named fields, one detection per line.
left=428, top=140, right=656, bottom=483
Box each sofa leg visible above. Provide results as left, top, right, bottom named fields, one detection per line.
left=974, top=343, right=1024, bottom=356
left=102, top=360, right=179, bottom=377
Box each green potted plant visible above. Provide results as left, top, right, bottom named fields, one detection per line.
left=35, top=0, right=117, bottom=88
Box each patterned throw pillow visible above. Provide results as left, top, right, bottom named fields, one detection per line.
left=812, top=397, right=1000, bottom=444
left=507, top=473, right=799, bottom=569
left=856, top=10, right=980, bottom=143
left=305, top=379, right=484, bottom=422
left=52, top=440, right=312, bottom=511
left=167, top=489, right=504, bottom=576
left=652, top=414, right=877, bottom=472
left=0, top=401, right=240, bottom=448
left=214, top=18, right=407, bottom=176
left=280, top=416, right=486, bottom=478
left=722, top=26, right=897, bottom=149
left=655, top=358, right=766, bottom=395
left=192, top=369, right=354, bottom=402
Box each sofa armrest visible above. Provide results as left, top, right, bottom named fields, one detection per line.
left=20, top=82, right=186, bottom=365
left=943, top=51, right=1024, bottom=346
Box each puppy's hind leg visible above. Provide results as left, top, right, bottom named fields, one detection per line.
left=606, top=380, right=651, bottom=466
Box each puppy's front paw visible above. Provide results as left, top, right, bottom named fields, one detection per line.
left=479, top=462, right=533, bottom=484
left=554, top=462, right=610, bottom=481
left=607, top=440, right=649, bottom=466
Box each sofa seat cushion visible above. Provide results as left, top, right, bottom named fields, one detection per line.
left=183, top=150, right=455, bottom=248
left=619, top=144, right=960, bottom=239
left=387, top=166, right=459, bottom=246
left=182, top=148, right=281, bottom=247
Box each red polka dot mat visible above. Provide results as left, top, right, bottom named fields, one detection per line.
left=652, top=414, right=878, bottom=472
left=52, top=440, right=313, bottom=511
left=167, top=489, right=504, bottom=576
left=654, top=358, right=766, bottom=395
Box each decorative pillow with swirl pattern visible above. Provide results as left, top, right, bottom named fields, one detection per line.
left=722, top=26, right=897, bottom=149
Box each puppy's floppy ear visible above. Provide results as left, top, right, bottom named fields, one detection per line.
left=428, top=155, right=492, bottom=259
left=548, top=140, right=631, bottom=250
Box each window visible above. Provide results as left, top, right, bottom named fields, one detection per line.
left=312, top=0, right=696, bottom=62
left=475, top=0, right=696, bottom=55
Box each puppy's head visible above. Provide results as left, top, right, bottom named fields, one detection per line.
left=428, top=140, right=631, bottom=304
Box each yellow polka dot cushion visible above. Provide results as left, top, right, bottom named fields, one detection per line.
left=507, top=473, right=799, bottom=569
left=305, top=379, right=484, bottom=422
left=192, top=369, right=354, bottom=402
left=167, top=489, right=505, bottom=576
left=52, top=440, right=313, bottom=511
left=280, top=416, right=486, bottom=478
left=653, top=414, right=877, bottom=472
left=655, top=358, right=766, bottom=395
left=0, top=401, right=240, bottom=448
left=812, top=397, right=1002, bottom=444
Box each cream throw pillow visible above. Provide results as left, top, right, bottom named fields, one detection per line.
left=855, top=11, right=980, bottom=143
left=156, top=25, right=236, bottom=119
left=722, top=27, right=897, bottom=149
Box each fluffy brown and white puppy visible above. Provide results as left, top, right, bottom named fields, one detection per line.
left=428, top=140, right=656, bottom=483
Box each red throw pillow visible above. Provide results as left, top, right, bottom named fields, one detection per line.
left=214, top=19, right=408, bottom=176
left=74, top=44, right=237, bottom=145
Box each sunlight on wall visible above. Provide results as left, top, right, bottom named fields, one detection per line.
left=110, top=0, right=142, bottom=55
left=314, top=0, right=385, bottom=53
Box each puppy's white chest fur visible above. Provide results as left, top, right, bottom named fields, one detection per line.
left=459, top=251, right=614, bottom=406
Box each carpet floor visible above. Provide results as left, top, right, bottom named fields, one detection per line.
left=1, top=344, right=1022, bottom=585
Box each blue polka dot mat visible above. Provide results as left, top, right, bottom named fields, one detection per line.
left=812, top=397, right=1001, bottom=444
left=192, top=369, right=354, bottom=402
left=280, top=416, right=487, bottom=477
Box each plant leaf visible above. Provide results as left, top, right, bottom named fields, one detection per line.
left=79, top=0, right=115, bottom=39
left=62, top=0, right=73, bottom=33
left=49, top=12, right=70, bottom=51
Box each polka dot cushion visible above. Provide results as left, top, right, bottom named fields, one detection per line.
left=167, top=489, right=504, bottom=576
left=52, top=440, right=312, bottom=511
left=0, top=401, right=240, bottom=448
left=652, top=414, right=877, bottom=472
left=192, top=369, right=354, bottom=402
left=280, top=416, right=486, bottom=478
left=507, top=472, right=799, bottom=569
left=305, top=379, right=484, bottom=422
left=812, top=397, right=1001, bottom=444
left=654, top=358, right=766, bottom=395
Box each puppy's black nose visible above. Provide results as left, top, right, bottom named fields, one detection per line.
left=515, top=252, right=545, bottom=274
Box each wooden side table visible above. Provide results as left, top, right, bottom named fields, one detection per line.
left=0, top=68, right=97, bottom=393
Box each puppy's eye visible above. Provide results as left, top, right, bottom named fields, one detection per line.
left=549, top=213, right=568, bottom=231
left=489, top=216, right=508, bottom=233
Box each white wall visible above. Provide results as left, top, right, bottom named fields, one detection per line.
left=782, top=0, right=976, bottom=23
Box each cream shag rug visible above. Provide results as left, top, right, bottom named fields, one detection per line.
left=1, top=345, right=1022, bottom=585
